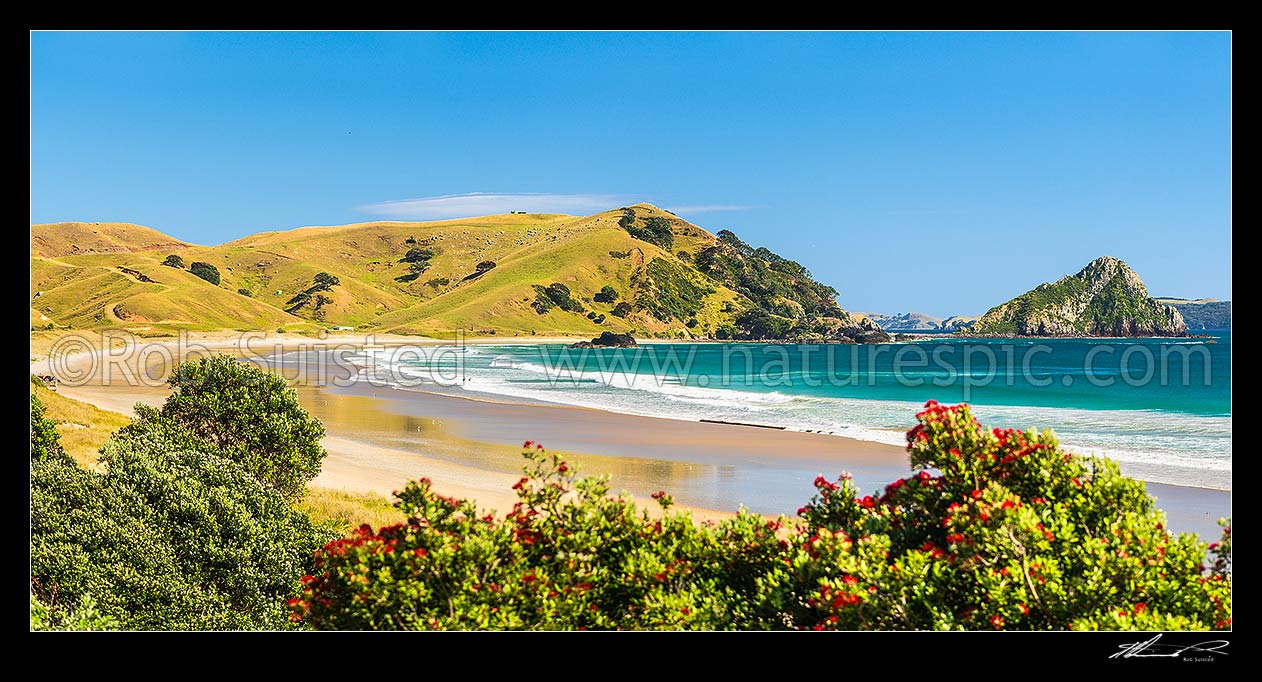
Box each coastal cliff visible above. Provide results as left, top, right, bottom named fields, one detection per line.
left=969, top=256, right=1186, bottom=337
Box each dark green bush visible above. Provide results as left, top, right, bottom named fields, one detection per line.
left=30, top=393, right=66, bottom=464
left=189, top=262, right=221, bottom=286
left=594, top=285, right=619, bottom=303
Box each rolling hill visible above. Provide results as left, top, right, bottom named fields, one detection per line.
left=968, top=256, right=1186, bottom=337
left=30, top=204, right=888, bottom=341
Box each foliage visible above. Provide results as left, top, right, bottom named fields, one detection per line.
left=611, top=302, right=632, bottom=318
left=161, top=254, right=185, bottom=269
left=238, top=288, right=252, bottom=297
left=594, top=285, right=619, bottom=303
left=618, top=208, right=674, bottom=250
left=294, top=404, right=1231, bottom=631
left=693, top=229, right=848, bottom=338
left=30, top=393, right=67, bottom=464
left=31, top=431, right=330, bottom=630
left=30, top=382, right=130, bottom=466
left=531, top=282, right=585, bottom=315
left=31, top=593, right=119, bottom=631
left=635, top=257, right=714, bottom=322
left=189, top=261, right=221, bottom=286
left=732, top=309, right=794, bottom=340
left=313, top=272, right=340, bottom=290
left=129, top=354, right=327, bottom=499
left=609, top=250, right=631, bottom=259
left=403, top=248, right=435, bottom=263
left=286, top=291, right=312, bottom=311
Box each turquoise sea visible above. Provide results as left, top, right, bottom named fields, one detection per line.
left=351, top=332, right=1231, bottom=491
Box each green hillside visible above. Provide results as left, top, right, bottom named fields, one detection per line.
left=29, top=205, right=885, bottom=341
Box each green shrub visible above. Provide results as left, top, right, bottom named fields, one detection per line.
left=611, top=302, right=632, bottom=318
left=238, top=288, right=252, bottom=297
left=30, top=393, right=67, bottom=463
left=31, top=433, right=329, bottom=630
left=161, top=254, right=185, bottom=269
left=294, top=403, right=1230, bottom=631
left=125, top=355, right=327, bottom=500
left=30, top=593, right=119, bottom=631
left=189, top=262, right=221, bottom=286
left=594, top=285, right=619, bottom=303
left=636, top=257, right=713, bottom=322
left=313, top=272, right=340, bottom=290
left=403, top=248, right=435, bottom=263
left=531, top=282, right=585, bottom=314
left=617, top=208, right=674, bottom=250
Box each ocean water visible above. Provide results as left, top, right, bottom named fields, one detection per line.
left=344, top=332, right=1231, bottom=491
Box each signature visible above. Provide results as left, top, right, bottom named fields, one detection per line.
left=1111, top=634, right=1230, bottom=660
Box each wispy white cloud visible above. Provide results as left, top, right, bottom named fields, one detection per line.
left=357, top=192, right=633, bottom=220
left=666, top=204, right=766, bottom=214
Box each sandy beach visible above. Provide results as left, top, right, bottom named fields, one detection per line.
left=31, top=331, right=1231, bottom=538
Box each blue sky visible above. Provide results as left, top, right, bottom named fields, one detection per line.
left=30, top=32, right=1231, bottom=316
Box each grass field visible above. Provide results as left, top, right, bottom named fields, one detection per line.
left=296, top=487, right=407, bottom=535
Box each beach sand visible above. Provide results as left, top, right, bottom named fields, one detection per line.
left=32, top=332, right=1231, bottom=539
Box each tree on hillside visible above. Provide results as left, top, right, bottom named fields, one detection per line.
left=118, top=355, right=328, bottom=500
left=189, top=262, right=221, bottom=286
left=162, top=254, right=185, bottom=269
left=313, top=272, right=340, bottom=290
left=403, top=248, right=435, bottom=263
left=594, top=285, right=619, bottom=303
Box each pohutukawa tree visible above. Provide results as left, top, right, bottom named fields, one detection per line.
left=291, top=402, right=1230, bottom=631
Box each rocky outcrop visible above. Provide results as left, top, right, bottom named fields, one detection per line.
left=940, top=315, right=979, bottom=332
left=571, top=331, right=637, bottom=348
left=969, top=256, right=1186, bottom=337
left=859, top=311, right=944, bottom=331
left=1156, top=298, right=1231, bottom=330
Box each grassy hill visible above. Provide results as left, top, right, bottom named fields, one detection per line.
left=30, top=204, right=884, bottom=340
left=31, top=221, right=190, bottom=257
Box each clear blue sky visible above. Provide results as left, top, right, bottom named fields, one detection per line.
left=30, top=32, right=1231, bottom=316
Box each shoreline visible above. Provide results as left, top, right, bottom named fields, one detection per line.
left=29, top=331, right=1231, bottom=538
